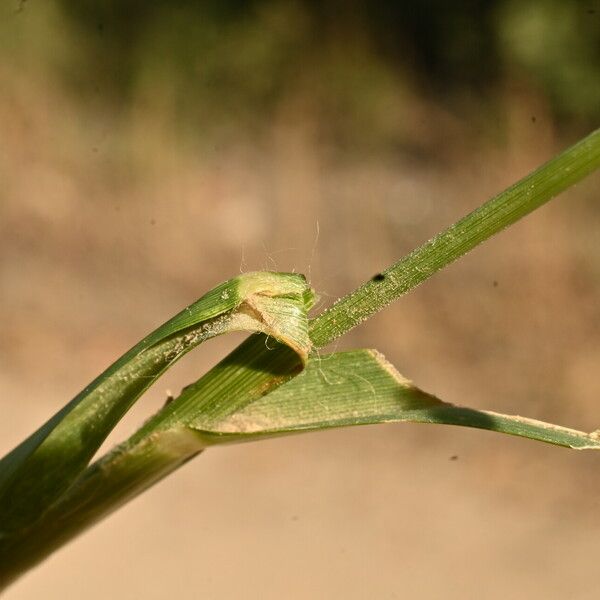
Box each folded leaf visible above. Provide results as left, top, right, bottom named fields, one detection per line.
left=0, top=272, right=315, bottom=532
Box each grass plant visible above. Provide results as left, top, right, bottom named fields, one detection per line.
left=1, top=127, right=599, bottom=590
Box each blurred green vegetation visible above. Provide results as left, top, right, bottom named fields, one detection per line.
left=1, top=0, right=599, bottom=149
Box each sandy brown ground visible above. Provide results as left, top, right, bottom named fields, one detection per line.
left=1, top=52, right=600, bottom=599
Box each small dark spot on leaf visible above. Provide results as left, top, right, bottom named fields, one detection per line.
left=92, top=147, right=98, bottom=153
left=97, top=23, right=105, bottom=33
left=372, top=273, right=386, bottom=282
left=587, top=9, right=596, bottom=14
left=531, top=115, right=536, bottom=123
left=449, top=455, right=459, bottom=461
left=290, top=515, right=299, bottom=521
left=493, top=280, right=498, bottom=287
left=150, top=218, right=156, bottom=225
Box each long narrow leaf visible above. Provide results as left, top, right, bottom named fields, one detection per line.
left=199, top=350, right=600, bottom=449
left=310, top=127, right=600, bottom=347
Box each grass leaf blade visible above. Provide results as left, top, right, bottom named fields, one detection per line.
left=199, top=350, right=600, bottom=450
left=310, top=127, right=600, bottom=347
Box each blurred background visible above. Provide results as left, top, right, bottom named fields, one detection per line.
left=1, top=1, right=599, bottom=598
